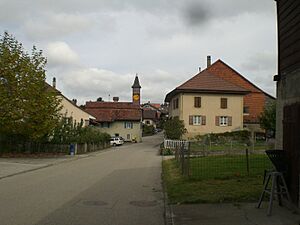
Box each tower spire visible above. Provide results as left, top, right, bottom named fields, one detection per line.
left=132, top=73, right=141, bottom=88
left=132, top=74, right=141, bottom=105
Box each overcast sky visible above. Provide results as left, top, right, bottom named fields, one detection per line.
left=0, top=0, right=277, bottom=105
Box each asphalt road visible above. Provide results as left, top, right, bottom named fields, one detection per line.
left=0, top=134, right=164, bottom=225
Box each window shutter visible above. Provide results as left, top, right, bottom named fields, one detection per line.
left=228, top=116, right=232, bottom=126
left=215, top=116, right=219, bottom=126
left=124, top=122, right=127, bottom=128
left=221, top=98, right=227, bottom=109
left=189, top=116, right=193, bottom=125
left=194, top=97, right=201, bottom=108
left=202, top=116, right=206, bottom=125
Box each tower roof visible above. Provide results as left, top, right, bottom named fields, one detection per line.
left=132, top=75, right=141, bottom=88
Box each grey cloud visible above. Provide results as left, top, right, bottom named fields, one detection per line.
left=240, top=52, right=277, bottom=72
left=48, top=67, right=182, bottom=105
left=181, top=0, right=274, bottom=27
left=22, top=12, right=94, bottom=41
left=1, top=0, right=277, bottom=104
left=183, top=2, right=211, bottom=26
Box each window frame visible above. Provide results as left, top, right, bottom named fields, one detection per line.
left=243, top=106, right=250, bottom=114
left=124, top=121, right=133, bottom=129
left=219, top=116, right=228, bottom=126
left=193, top=115, right=202, bottom=125
left=189, top=115, right=206, bottom=126
left=173, top=98, right=179, bottom=109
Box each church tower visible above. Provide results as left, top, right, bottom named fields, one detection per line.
left=132, top=74, right=141, bottom=105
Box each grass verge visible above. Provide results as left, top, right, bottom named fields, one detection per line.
left=163, top=158, right=268, bottom=204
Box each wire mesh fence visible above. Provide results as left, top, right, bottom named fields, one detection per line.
left=0, top=135, right=110, bottom=155
left=167, top=139, right=274, bottom=180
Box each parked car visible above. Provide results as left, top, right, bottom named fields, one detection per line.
left=110, top=137, right=124, bottom=146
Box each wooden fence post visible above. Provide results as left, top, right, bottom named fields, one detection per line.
left=246, top=148, right=250, bottom=176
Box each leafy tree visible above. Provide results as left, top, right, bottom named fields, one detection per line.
left=259, top=101, right=276, bottom=137
left=0, top=32, right=61, bottom=141
left=164, top=117, right=186, bottom=140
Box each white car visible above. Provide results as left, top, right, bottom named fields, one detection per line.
left=110, top=137, right=124, bottom=146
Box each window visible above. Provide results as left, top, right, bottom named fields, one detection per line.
left=219, top=116, right=228, bottom=126
left=101, top=122, right=110, bottom=128
left=243, top=106, right=249, bottom=114
left=173, top=98, right=179, bottom=109
left=124, top=122, right=133, bottom=129
left=220, top=98, right=228, bottom=109
left=216, top=116, right=232, bottom=126
left=189, top=115, right=206, bottom=125
left=194, top=97, right=201, bottom=108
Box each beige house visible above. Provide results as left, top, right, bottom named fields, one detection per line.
left=59, top=96, right=95, bottom=126
left=85, top=101, right=142, bottom=142
left=165, top=70, right=249, bottom=139
left=85, top=75, right=143, bottom=142
left=47, top=78, right=95, bottom=126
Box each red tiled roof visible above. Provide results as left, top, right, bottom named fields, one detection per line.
left=165, top=70, right=249, bottom=102
left=178, top=70, right=248, bottom=92
left=150, top=103, right=161, bottom=109
left=85, top=101, right=141, bottom=122
left=143, top=110, right=157, bottom=120
left=86, top=101, right=140, bottom=109
left=206, top=60, right=275, bottom=99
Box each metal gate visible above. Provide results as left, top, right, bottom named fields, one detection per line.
left=283, top=103, right=300, bottom=205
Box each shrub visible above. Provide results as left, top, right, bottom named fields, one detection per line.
left=160, top=148, right=174, bottom=156
left=164, top=117, right=186, bottom=140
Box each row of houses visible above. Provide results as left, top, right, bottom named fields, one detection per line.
left=51, top=57, right=274, bottom=142
left=49, top=75, right=163, bottom=142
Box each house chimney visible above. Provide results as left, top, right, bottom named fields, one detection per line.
left=198, top=67, right=201, bottom=72
left=52, top=77, right=56, bottom=89
left=113, top=97, right=119, bottom=102
left=207, top=55, right=211, bottom=68
left=72, top=99, right=77, bottom=105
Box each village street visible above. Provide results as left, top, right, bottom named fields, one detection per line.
left=0, top=134, right=164, bottom=225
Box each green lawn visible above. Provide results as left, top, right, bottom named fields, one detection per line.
left=163, top=155, right=273, bottom=204
left=189, top=154, right=272, bottom=180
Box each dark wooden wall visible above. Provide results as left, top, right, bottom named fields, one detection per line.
left=283, top=103, right=300, bottom=204
left=277, top=0, right=300, bottom=75
left=277, top=0, right=300, bottom=205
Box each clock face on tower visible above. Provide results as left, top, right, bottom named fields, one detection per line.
left=133, top=94, right=140, bottom=101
